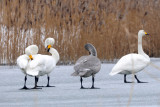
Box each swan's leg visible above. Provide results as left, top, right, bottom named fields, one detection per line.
left=80, top=77, right=84, bottom=89
left=36, top=77, right=44, bottom=87
left=91, top=76, right=95, bottom=88
left=37, top=77, right=39, bottom=82
left=134, top=75, right=148, bottom=83
left=90, top=76, right=100, bottom=89
left=46, top=76, right=50, bottom=87
left=124, top=74, right=133, bottom=83
left=46, top=76, right=55, bottom=87
left=21, top=75, right=29, bottom=89
left=32, top=77, right=42, bottom=89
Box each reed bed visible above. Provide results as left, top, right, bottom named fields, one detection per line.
left=0, top=0, right=160, bottom=65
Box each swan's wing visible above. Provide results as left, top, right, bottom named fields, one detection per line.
left=26, top=69, right=39, bottom=76
left=27, top=62, right=48, bottom=76
left=26, top=61, right=42, bottom=76
left=26, top=55, right=56, bottom=76
left=26, top=54, right=46, bottom=76
left=28, top=54, right=45, bottom=68
left=109, top=54, right=149, bottom=76
left=73, top=55, right=101, bottom=76
left=17, top=55, right=28, bottom=70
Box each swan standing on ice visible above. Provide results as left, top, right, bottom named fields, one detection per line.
left=17, top=45, right=38, bottom=89
left=26, top=38, right=60, bottom=87
left=71, top=43, right=101, bottom=89
left=109, top=30, right=150, bottom=83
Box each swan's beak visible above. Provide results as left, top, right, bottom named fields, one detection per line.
left=46, top=44, right=51, bottom=52
left=145, top=32, right=149, bottom=35
left=29, top=55, right=33, bottom=60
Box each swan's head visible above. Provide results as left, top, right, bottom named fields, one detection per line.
left=45, top=38, right=55, bottom=52
left=138, top=30, right=149, bottom=37
left=84, top=43, right=97, bottom=56
left=25, top=45, right=38, bottom=60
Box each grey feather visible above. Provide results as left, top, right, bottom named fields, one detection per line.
left=85, top=43, right=97, bottom=56
left=72, top=43, right=101, bottom=77
left=73, top=55, right=101, bottom=77
left=71, top=71, right=79, bottom=76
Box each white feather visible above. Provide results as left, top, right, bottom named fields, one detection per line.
left=26, top=38, right=59, bottom=77
left=26, top=54, right=57, bottom=76
left=109, top=30, right=150, bottom=76
left=45, top=38, right=55, bottom=48
left=109, top=54, right=150, bottom=76
left=17, top=54, right=29, bottom=74
left=17, top=45, right=39, bottom=75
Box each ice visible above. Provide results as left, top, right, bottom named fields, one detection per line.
left=0, top=58, right=160, bottom=107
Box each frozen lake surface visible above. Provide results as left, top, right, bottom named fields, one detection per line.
left=0, top=58, right=160, bottom=107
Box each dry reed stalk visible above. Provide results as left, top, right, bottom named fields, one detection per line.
left=0, top=0, right=160, bottom=65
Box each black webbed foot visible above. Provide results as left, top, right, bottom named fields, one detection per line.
left=46, top=85, right=55, bottom=87
left=31, top=87, right=42, bottom=89
left=20, top=86, right=29, bottom=90
left=135, top=75, right=148, bottom=83
left=90, top=86, right=100, bottom=89
left=137, top=81, right=148, bottom=83
left=124, top=81, right=134, bottom=83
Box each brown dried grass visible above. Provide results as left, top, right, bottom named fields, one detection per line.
left=0, top=0, right=160, bottom=65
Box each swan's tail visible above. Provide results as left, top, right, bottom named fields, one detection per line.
left=109, top=71, right=117, bottom=76
left=71, top=71, right=79, bottom=76
left=71, top=69, right=89, bottom=76
left=109, top=68, right=122, bottom=76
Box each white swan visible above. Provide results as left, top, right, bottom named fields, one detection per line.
left=109, top=30, right=150, bottom=83
left=26, top=38, right=60, bottom=87
left=71, top=43, right=101, bottom=89
left=17, top=45, right=38, bottom=89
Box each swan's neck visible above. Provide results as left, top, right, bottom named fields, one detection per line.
left=49, top=48, right=60, bottom=63
left=138, top=36, right=149, bottom=60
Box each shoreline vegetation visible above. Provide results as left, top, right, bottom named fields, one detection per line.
left=0, top=0, right=160, bottom=65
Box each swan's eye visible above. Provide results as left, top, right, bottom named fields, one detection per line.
left=48, top=45, right=51, bottom=49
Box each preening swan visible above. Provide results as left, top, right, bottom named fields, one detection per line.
left=26, top=38, right=60, bottom=87
left=71, top=43, right=101, bottom=89
left=109, top=30, right=150, bottom=83
left=17, top=45, right=38, bottom=89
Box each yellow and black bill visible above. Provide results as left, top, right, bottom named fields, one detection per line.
left=46, top=44, right=51, bottom=52
left=29, top=55, right=33, bottom=60
left=145, top=32, right=149, bottom=35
